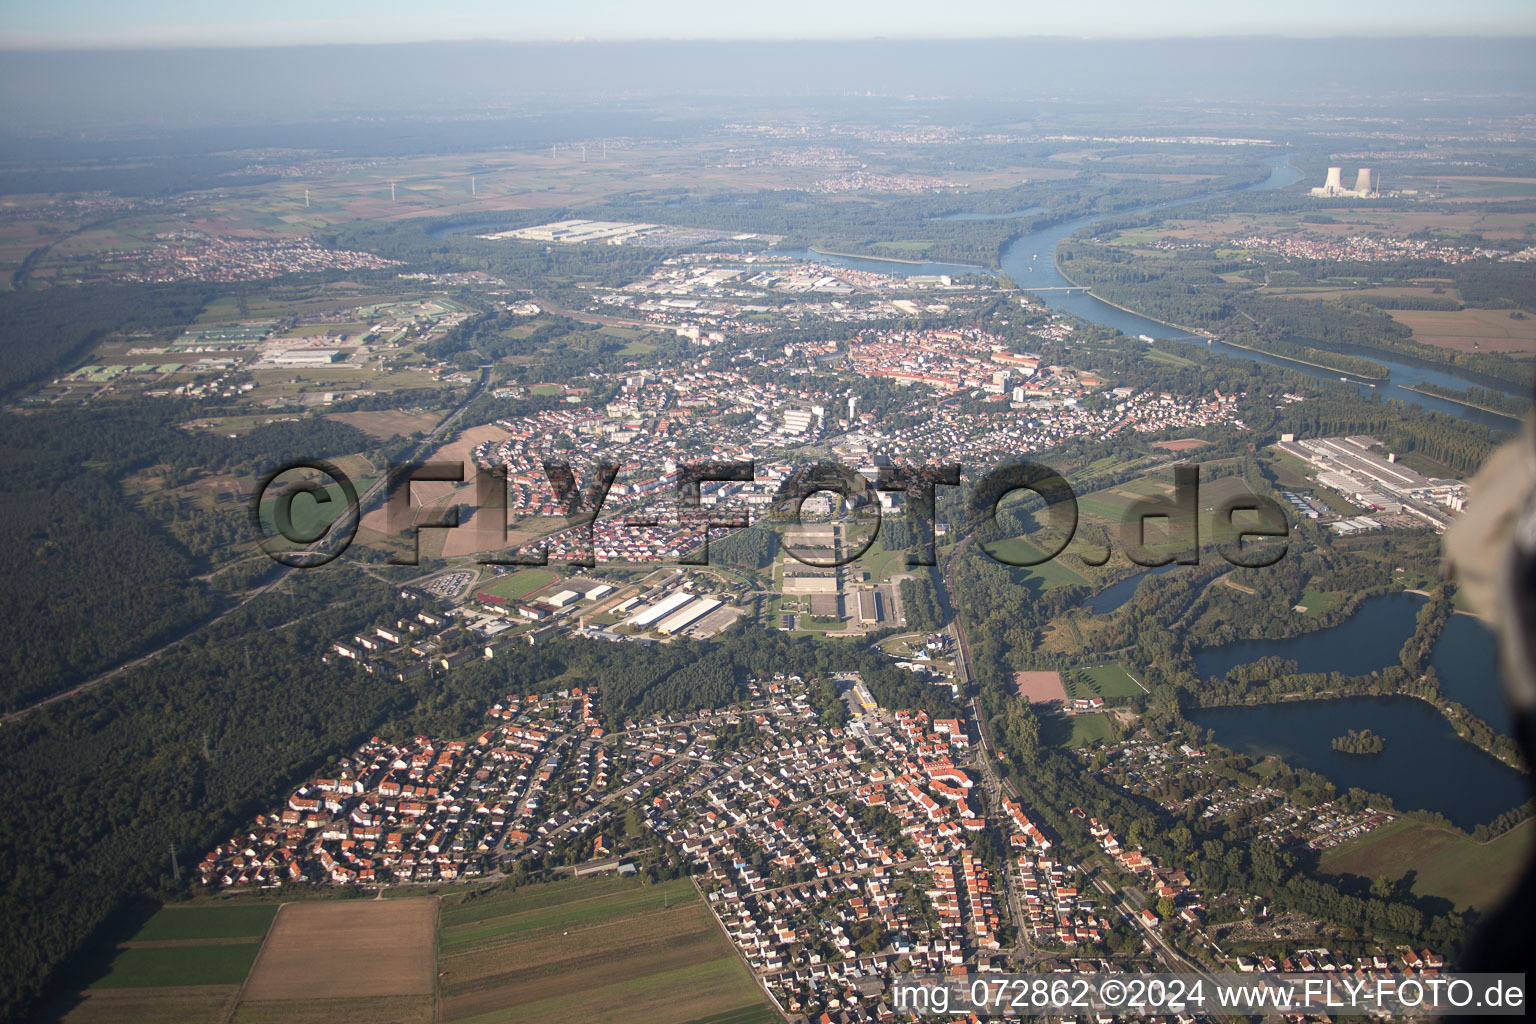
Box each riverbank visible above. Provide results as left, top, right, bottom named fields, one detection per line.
left=1216, top=337, right=1390, bottom=381
left=806, top=246, right=989, bottom=271
left=1050, top=259, right=1210, bottom=339
left=1400, top=384, right=1530, bottom=422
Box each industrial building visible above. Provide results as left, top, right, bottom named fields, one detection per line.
left=628, top=591, right=695, bottom=629
left=271, top=349, right=344, bottom=366
left=1310, top=167, right=1378, bottom=198
left=657, top=597, right=722, bottom=635
left=481, top=219, right=662, bottom=245
left=855, top=588, right=883, bottom=626
left=1273, top=435, right=1464, bottom=530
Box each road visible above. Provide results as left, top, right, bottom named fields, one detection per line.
left=941, top=531, right=1235, bottom=1017
left=0, top=368, right=490, bottom=726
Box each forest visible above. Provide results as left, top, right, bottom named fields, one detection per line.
left=0, top=398, right=384, bottom=711
left=320, top=218, right=672, bottom=305
left=0, top=282, right=217, bottom=394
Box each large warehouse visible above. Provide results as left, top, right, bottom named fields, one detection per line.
left=657, top=597, right=722, bottom=635
left=271, top=348, right=343, bottom=366
left=628, top=591, right=695, bottom=629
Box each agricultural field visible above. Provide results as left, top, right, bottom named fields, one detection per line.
left=52, top=903, right=279, bottom=1024
left=1105, top=204, right=1536, bottom=247
left=1318, top=818, right=1535, bottom=911
left=977, top=535, right=1091, bottom=589
left=256, top=472, right=377, bottom=544
left=436, top=875, right=775, bottom=1024
left=326, top=408, right=446, bottom=440
left=53, top=986, right=244, bottom=1024
left=1385, top=306, right=1536, bottom=355
left=1070, top=470, right=1256, bottom=566
left=232, top=898, right=437, bottom=1024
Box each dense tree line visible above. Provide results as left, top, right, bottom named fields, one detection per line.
left=1342, top=293, right=1465, bottom=312
left=1405, top=381, right=1532, bottom=419
left=1332, top=728, right=1387, bottom=755
left=0, top=399, right=385, bottom=711
left=900, top=571, right=946, bottom=632
left=1225, top=329, right=1390, bottom=379
left=708, top=524, right=777, bottom=570
left=0, top=282, right=215, bottom=394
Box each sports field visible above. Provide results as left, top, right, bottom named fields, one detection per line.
left=1044, top=712, right=1117, bottom=748
left=479, top=568, right=559, bottom=603
left=437, top=875, right=775, bottom=1024
left=1318, top=817, right=1534, bottom=911
left=1013, top=670, right=1067, bottom=703
left=1076, top=664, right=1146, bottom=698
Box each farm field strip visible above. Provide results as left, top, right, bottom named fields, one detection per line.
left=437, top=876, right=776, bottom=1024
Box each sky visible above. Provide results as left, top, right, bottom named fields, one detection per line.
left=3, top=0, right=1535, bottom=49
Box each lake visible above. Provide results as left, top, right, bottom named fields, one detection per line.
left=1082, top=563, right=1181, bottom=615
left=1430, top=612, right=1512, bottom=735
left=1193, top=591, right=1424, bottom=681
left=1187, top=696, right=1528, bottom=830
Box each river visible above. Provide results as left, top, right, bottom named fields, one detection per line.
left=791, top=154, right=1526, bottom=430
left=1187, top=696, right=1527, bottom=831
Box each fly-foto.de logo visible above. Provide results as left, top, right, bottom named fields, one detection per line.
left=250, top=458, right=1288, bottom=571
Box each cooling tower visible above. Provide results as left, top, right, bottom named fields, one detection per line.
left=1324, top=167, right=1344, bottom=192
left=1354, top=168, right=1374, bottom=195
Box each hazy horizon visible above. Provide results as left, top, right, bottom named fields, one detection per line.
left=1, top=37, right=1533, bottom=131
left=4, top=0, right=1535, bottom=49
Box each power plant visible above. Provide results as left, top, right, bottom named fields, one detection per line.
left=1311, top=166, right=1378, bottom=198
